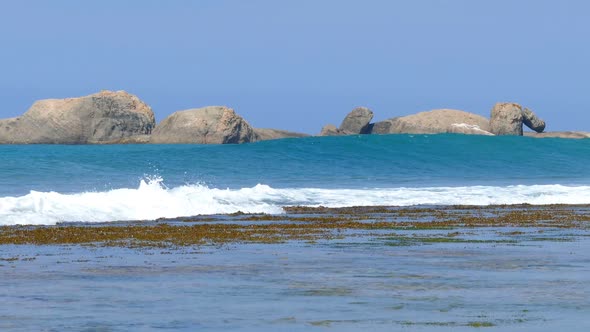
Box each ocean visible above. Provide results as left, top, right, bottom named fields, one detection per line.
left=2, top=134, right=590, bottom=331
left=1, top=134, right=590, bottom=225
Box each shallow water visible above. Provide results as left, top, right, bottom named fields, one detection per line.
left=1, top=225, right=589, bottom=331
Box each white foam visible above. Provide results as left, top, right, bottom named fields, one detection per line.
left=1, top=178, right=590, bottom=225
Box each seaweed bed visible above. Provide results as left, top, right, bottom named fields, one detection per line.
left=1, top=204, right=589, bottom=248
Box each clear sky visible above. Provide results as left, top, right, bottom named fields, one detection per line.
left=0, top=0, right=588, bottom=134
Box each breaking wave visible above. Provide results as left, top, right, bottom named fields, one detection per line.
left=1, top=177, right=590, bottom=225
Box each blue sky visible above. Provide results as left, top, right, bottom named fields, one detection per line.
left=0, top=0, right=588, bottom=133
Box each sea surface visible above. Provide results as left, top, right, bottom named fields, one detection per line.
left=1, top=134, right=590, bottom=225
left=1, top=134, right=590, bottom=331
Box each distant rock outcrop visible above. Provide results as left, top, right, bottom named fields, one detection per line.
left=0, top=118, right=19, bottom=143
left=524, top=131, right=590, bottom=139
left=319, top=124, right=343, bottom=136
left=522, top=108, right=545, bottom=133
left=0, top=92, right=559, bottom=144
left=490, top=103, right=545, bottom=136
left=150, top=106, right=256, bottom=144
left=339, top=107, right=374, bottom=134
left=369, top=119, right=395, bottom=135
left=370, top=109, right=491, bottom=135
left=0, top=90, right=155, bottom=144
left=253, top=128, right=309, bottom=141
left=489, top=103, right=524, bottom=135
left=320, top=107, right=374, bottom=136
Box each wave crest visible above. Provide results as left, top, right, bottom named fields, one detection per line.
left=1, top=178, right=590, bottom=225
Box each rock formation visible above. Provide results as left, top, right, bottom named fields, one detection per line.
left=0, top=118, right=19, bottom=143
left=150, top=106, right=256, bottom=144
left=320, top=107, right=374, bottom=136
left=0, top=90, right=155, bottom=144
left=253, top=128, right=309, bottom=141
left=319, top=124, right=344, bottom=136
left=522, top=108, right=545, bottom=133
left=0, top=91, right=559, bottom=144
left=370, top=109, right=491, bottom=135
left=524, top=131, right=590, bottom=139
left=490, top=103, right=545, bottom=135
left=369, top=119, right=395, bottom=135
left=489, top=103, right=524, bottom=135
left=339, top=107, right=374, bottom=134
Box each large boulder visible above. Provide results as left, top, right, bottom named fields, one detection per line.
left=489, top=103, right=524, bottom=135
left=489, top=103, right=546, bottom=135
left=0, top=90, right=155, bottom=144
left=320, top=107, right=373, bottom=136
left=150, top=106, right=256, bottom=144
left=253, top=128, right=309, bottom=141
left=370, top=119, right=395, bottom=134
left=371, top=109, right=491, bottom=135
left=339, top=107, right=374, bottom=134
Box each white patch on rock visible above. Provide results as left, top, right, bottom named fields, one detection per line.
left=449, top=123, right=494, bottom=136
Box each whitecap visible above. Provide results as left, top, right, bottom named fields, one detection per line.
left=1, top=178, right=590, bottom=225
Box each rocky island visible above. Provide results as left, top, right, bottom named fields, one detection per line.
left=0, top=90, right=586, bottom=144
left=0, top=91, right=155, bottom=144
left=320, top=102, right=547, bottom=137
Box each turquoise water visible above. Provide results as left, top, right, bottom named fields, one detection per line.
left=2, top=134, right=590, bottom=331
left=2, top=134, right=590, bottom=193
left=2, top=134, right=590, bottom=225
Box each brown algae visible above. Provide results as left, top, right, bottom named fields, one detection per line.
left=0, top=204, right=588, bottom=248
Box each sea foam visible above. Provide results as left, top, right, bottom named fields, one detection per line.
left=1, top=177, right=590, bottom=225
